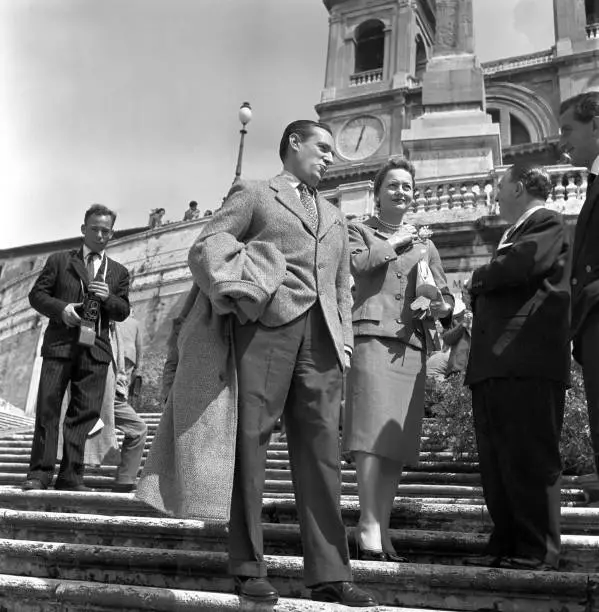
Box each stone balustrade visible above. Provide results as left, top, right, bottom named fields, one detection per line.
left=404, top=165, right=589, bottom=224
left=481, top=49, right=554, bottom=76
left=587, top=22, right=599, bottom=39
left=349, top=68, right=383, bottom=87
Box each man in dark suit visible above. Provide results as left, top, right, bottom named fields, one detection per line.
left=464, top=163, right=571, bottom=570
left=188, top=120, right=376, bottom=607
left=23, top=204, right=130, bottom=492
left=560, top=91, right=599, bottom=475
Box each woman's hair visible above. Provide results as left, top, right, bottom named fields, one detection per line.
left=373, top=157, right=416, bottom=198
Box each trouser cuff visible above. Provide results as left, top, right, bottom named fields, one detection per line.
left=229, top=558, right=267, bottom=578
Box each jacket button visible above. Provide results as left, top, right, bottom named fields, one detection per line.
left=586, top=265, right=592, bottom=273
left=395, top=294, right=401, bottom=300
left=397, top=272, right=402, bottom=278
left=396, top=318, right=401, bottom=323
left=572, top=278, right=578, bottom=286
left=384, top=256, right=390, bottom=261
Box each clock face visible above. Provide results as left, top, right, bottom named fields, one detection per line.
left=337, top=115, right=385, bottom=161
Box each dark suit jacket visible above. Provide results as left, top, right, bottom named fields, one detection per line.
left=188, top=175, right=353, bottom=367
left=349, top=218, right=453, bottom=352
left=29, top=249, right=130, bottom=363
left=571, top=177, right=599, bottom=349
left=465, top=208, right=571, bottom=386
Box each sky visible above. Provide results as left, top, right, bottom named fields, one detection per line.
left=0, top=0, right=554, bottom=249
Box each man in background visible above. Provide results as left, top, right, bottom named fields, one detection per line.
left=560, top=91, right=599, bottom=477
left=464, top=163, right=570, bottom=570
left=183, top=200, right=200, bottom=222
left=24, top=204, right=130, bottom=492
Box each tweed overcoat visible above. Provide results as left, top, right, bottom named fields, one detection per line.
left=135, top=231, right=286, bottom=521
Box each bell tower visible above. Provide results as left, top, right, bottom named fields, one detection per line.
left=317, top=0, right=436, bottom=215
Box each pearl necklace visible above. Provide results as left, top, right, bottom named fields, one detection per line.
left=376, top=216, right=404, bottom=232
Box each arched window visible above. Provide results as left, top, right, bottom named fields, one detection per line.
left=415, top=36, right=428, bottom=80
left=355, top=20, right=385, bottom=74
left=510, top=114, right=531, bottom=145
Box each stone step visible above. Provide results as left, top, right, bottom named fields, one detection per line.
left=0, top=472, right=586, bottom=503
left=0, top=453, right=481, bottom=473
left=1, top=488, right=597, bottom=534
left=2, top=508, right=598, bottom=572
left=0, top=538, right=594, bottom=611
left=0, top=574, right=453, bottom=612
left=0, top=461, right=487, bottom=485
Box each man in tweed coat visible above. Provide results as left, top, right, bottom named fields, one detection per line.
left=188, top=120, right=376, bottom=607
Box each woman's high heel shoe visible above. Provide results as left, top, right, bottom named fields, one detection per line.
left=354, top=539, right=387, bottom=562
left=384, top=550, right=409, bottom=563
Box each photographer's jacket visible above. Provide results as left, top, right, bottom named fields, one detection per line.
left=29, top=249, right=130, bottom=363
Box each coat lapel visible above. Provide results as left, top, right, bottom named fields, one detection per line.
left=269, top=176, right=317, bottom=237
left=68, top=249, right=89, bottom=288
left=316, top=192, right=339, bottom=240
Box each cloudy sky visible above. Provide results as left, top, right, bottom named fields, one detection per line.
left=1, top=0, right=554, bottom=249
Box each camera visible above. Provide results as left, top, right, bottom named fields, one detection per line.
left=77, top=292, right=101, bottom=347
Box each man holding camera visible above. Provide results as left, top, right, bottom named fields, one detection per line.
left=23, top=204, right=130, bottom=492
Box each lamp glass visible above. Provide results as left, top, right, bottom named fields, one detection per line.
left=238, top=104, right=252, bottom=126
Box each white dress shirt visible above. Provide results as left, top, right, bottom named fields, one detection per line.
left=82, top=244, right=106, bottom=278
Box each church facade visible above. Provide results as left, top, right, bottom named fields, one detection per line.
left=0, top=0, right=598, bottom=412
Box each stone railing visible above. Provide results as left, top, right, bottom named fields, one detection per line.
left=404, top=165, right=590, bottom=225
left=481, top=49, right=554, bottom=76
left=350, top=68, right=383, bottom=87
left=587, top=22, right=599, bottom=40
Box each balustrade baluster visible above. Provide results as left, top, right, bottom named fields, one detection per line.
left=439, top=185, right=450, bottom=212
left=553, top=173, right=566, bottom=212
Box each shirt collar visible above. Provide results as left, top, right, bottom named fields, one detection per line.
left=279, top=170, right=301, bottom=190
left=498, top=205, right=545, bottom=248
left=82, top=244, right=105, bottom=261
left=591, top=155, right=599, bottom=176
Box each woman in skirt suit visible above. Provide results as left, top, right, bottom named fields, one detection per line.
left=343, top=158, right=453, bottom=561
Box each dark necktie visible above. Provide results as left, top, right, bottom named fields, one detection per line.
left=298, top=183, right=319, bottom=230
left=86, top=252, right=98, bottom=283
left=589, top=173, right=597, bottom=189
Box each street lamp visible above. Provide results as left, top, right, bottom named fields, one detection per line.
left=234, top=102, right=252, bottom=181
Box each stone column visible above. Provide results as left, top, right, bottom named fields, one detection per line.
left=401, top=0, right=501, bottom=179
left=554, top=0, right=587, bottom=55
left=392, top=0, right=417, bottom=88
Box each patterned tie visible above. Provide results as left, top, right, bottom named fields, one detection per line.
left=86, top=252, right=98, bottom=283
left=298, top=183, right=319, bottom=231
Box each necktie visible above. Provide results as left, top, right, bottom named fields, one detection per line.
left=86, top=253, right=98, bottom=283
left=589, top=173, right=597, bottom=189
left=298, top=183, right=319, bottom=230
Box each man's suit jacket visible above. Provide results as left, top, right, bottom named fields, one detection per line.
left=188, top=175, right=353, bottom=367
left=465, top=208, right=571, bottom=386
left=29, top=249, right=130, bottom=364
left=571, top=176, right=599, bottom=344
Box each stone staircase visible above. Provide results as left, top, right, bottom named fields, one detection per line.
left=0, top=414, right=597, bottom=611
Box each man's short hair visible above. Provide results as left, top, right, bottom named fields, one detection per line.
left=373, top=157, right=416, bottom=197
left=189, top=201, right=198, bottom=208
left=84, top=203, right=117, bottom=226
left=509, top=163, right=552, bottom=201
left=278, top=120, right=333, bottom=162
left=560, top=92, right=599, bottom=123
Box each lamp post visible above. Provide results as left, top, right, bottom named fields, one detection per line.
left=234, top=102, right=252, bottom=182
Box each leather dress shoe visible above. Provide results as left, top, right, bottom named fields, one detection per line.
left=463, top=554, right=502, bottom=568
left=234, top=577, right=278, bottom=604
left=500, top=556, right=555, bottom=571
left=311, top=581, right=378, bottom=607
left=22, top=478, right=47, bottom=491
left=111, top=483, right=136, bottom=493
left=54, top=482, right=95, bottom=492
